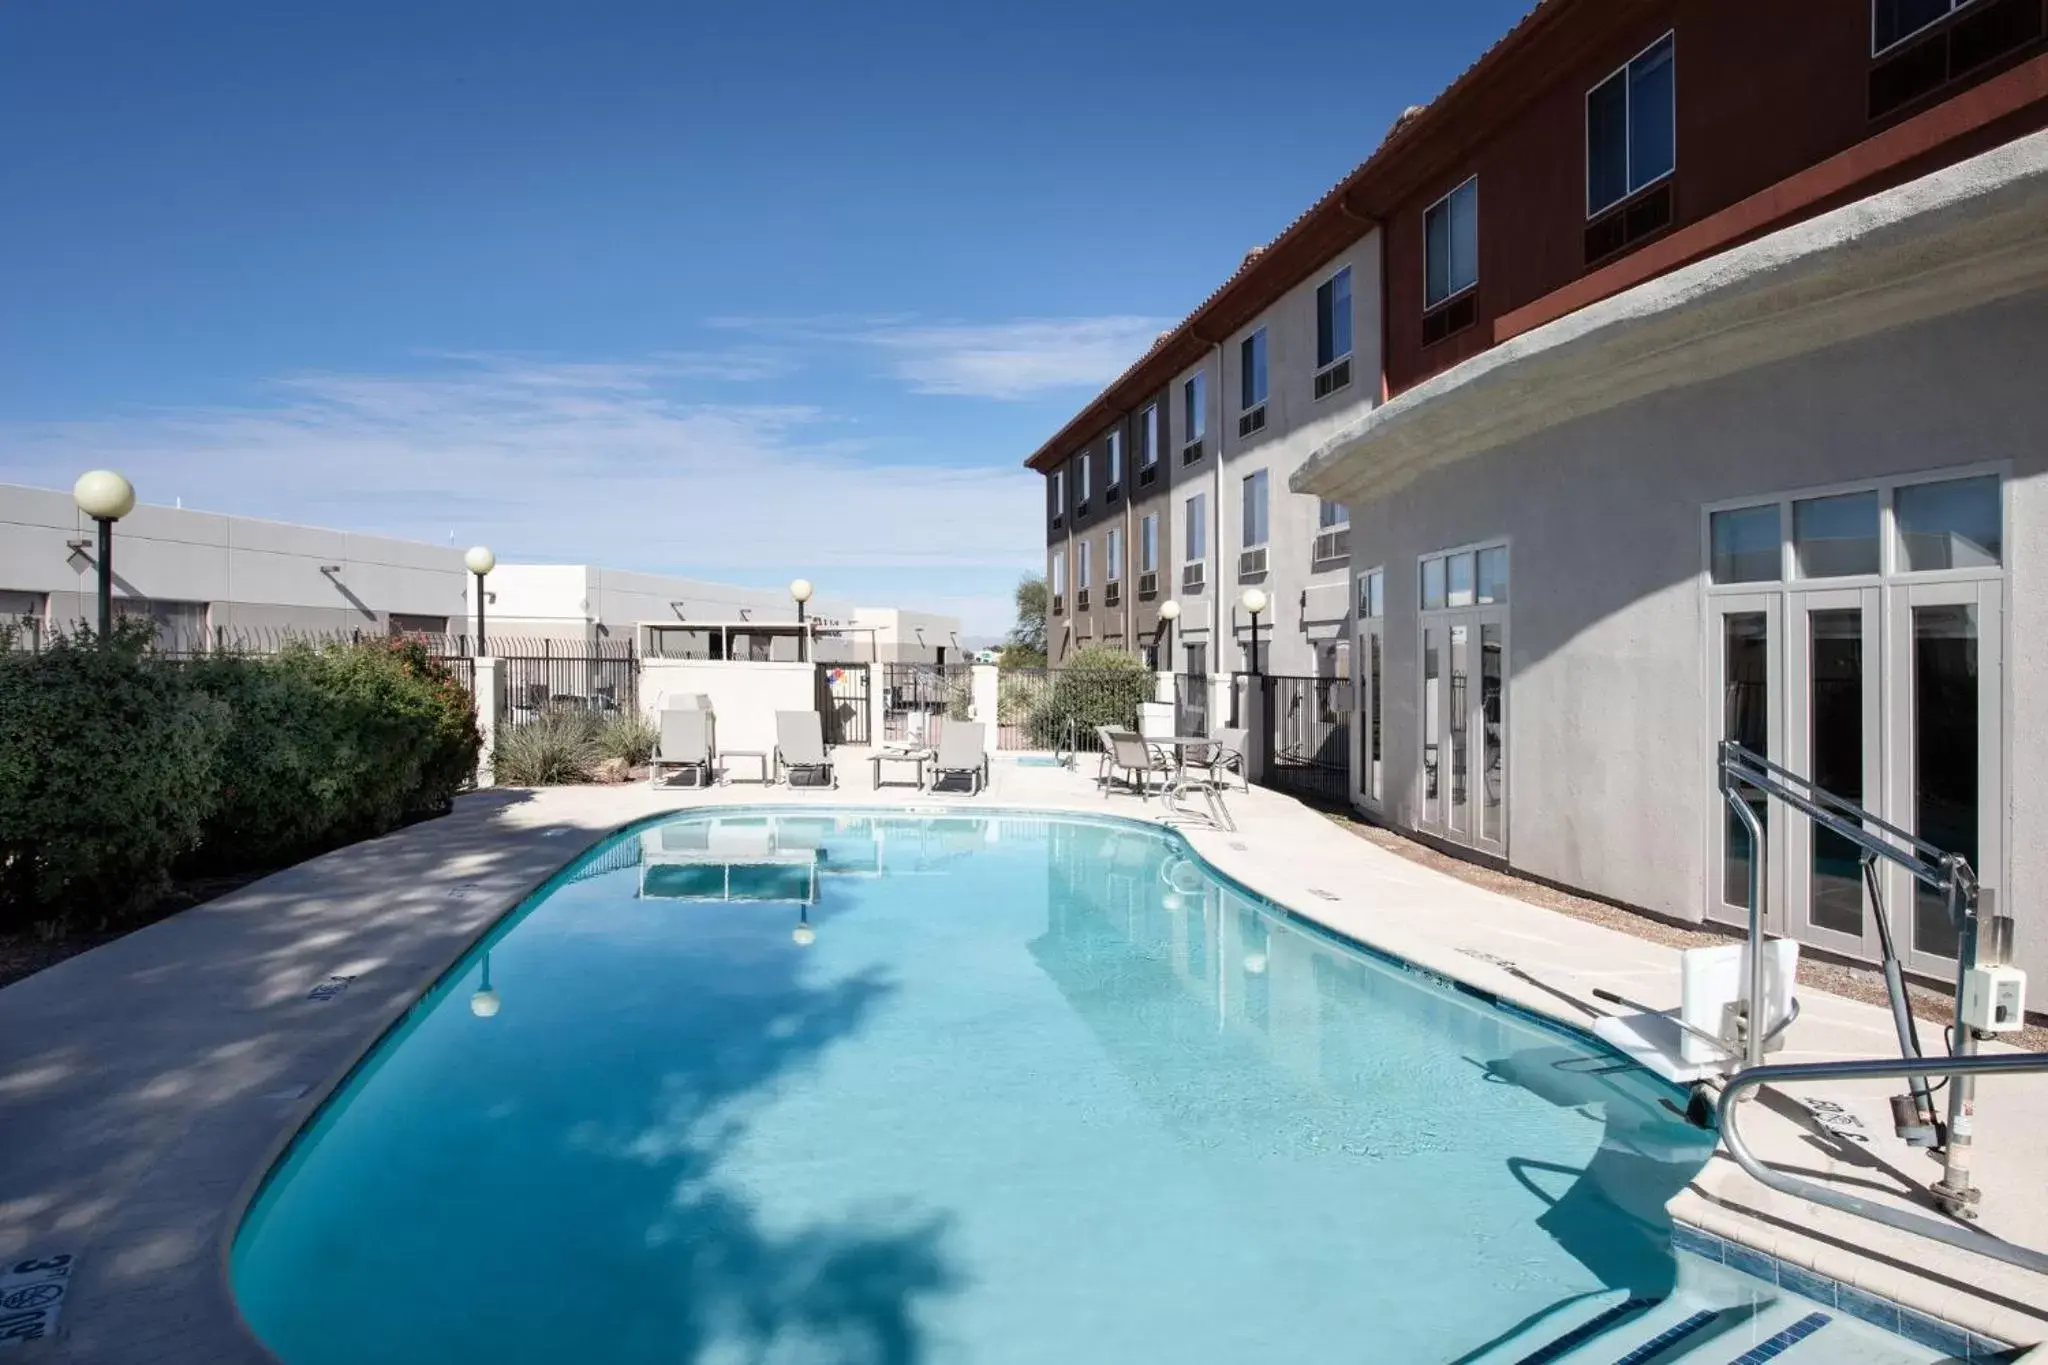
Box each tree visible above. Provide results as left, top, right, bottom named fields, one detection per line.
left=1005, top=574, right=1048, bottom=665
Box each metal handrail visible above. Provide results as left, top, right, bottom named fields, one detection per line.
left=1718, top=1053, right=2048, bottom=1275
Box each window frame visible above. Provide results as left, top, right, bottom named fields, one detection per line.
left=1319, top=498, right=1351, bottom=530
left=1139, top=404, right=1160, bottom=469
left=1585, top=30, right=1678, bottom=220
left=1418, top=536, right=1511, bottom=614
left=1106, top=429, right=1124, bottom=490
left=1185, top=493, right=1208, bottom=562
left=1315, top=265, right=1354, bottom=374
left=1872, top=0, right=1979, bottom=57
left=1422, top=176, right=1480, bottom=312
left=1183, top=372, right=1207, bottom=446
left=1078, top=538, right=1092, bottom=589
left=1105, top=526, right=1123, bottom=582
left=1241, top=470, right=1270, bottom=550
left=1050, top=468, right=1064, bottom=514
left=1140, top=512, right=1158, bottom=573
left=1077, top=451, right=1092, bottom=504
left=1239, top=328, right=1269, bottom=414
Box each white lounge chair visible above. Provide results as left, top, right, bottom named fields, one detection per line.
left=774, top=711, right=837, bottom=789
left=930, top=721, right=989, bottom=795
left=649, top=708, right=713, bottom=788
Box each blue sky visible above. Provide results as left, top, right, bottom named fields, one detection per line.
left=0, top=0, right=1531, bottom=636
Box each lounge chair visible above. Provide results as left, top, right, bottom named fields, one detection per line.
left=649, top=708, right=713, bottom=788
left=774, top=711, right=837, bottom=789
left=930, top=721, right=989, bottom=795
left=1183, top=726, right=1249, bottom=792
left=1101, top=728, right=1173, bottom=802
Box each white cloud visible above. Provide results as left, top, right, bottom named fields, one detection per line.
left=718, top=314, right=1172, bottom=400
left=0, top=355, right=1042, bottom=633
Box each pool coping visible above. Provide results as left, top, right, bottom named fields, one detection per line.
left=213, top=800, right=2029, bottom=1361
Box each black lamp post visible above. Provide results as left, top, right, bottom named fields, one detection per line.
left=465, top=546, right=495, bottom=656
left=72, top=471, right=136, bottom=639
left=1156, top=598, right=1180, bottom=671
left=1240, top=587, right=1268, bottom=677
left=790, top=578, right=813, bottom=663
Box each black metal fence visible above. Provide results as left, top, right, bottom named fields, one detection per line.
left=995, top=665, right=1154, bottom=753
left=1233, top=673, right=1352, bottom=806
left=1174, top=672, right=1209, bottom=739
left=497, top=639, right=639, bottom=729
left=881, top=662, right=972, bottom=742
left=817, top=663, right=870, bottom=746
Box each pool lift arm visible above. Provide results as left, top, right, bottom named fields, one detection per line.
left=1715, top=741, right=2048, bottom=1270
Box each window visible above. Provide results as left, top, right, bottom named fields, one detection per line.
left=1316, top=267, right=1353, bottom=369
left=1140, top=514, right=1158, bottom=573
left=1185, top=494, right=1208, bottom=560
left=1106, top=430, right=1124, bottom=489
left=1793, top=491, right=1881, bottom=578
left=1078, top=540, right=1092, bottom=589
left=1241, top=471, right=1269, bottom=548
left=1139, top=404, right=1160, bottom=468
left=1077, top=452, right=1092, bottom=504
left=1587, top=34, right=1676, bottom=217
left=1420, top=557, right=1446, bottom=610
left=1357, top=567, right=1384, bottom=619
left=1239, top=330, right=1268, bottom=411
left=1476, top=546, right=1509, bottom=604
left=1874, top=0, right=1972, bottom=54
left=1183, top=372, right=1206, bottom=443
left=1424, top=177, right=1479, bottom=309
left=1051, top=554, right=1066, bottom=598
left=1106, top=526, right=1123, bottom=581
left=1446, top=553, right=1476, bottom=607
left=1319, top=499, right=1349, bottom=529
left=1897, top=474, right=2000, bottom=570
left=1050, top=469, right=1064, bottom=514
left=1711, top=505, right=1781, bottom=583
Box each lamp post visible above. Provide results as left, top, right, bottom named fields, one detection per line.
left=469, top=953, right=500, bottom=1018
left=72, top=471, right=136, bottom=640
left=790, top=578, right=813, bottom=662
left=465, top=546, right=495, bottom=656
left=1156, top=599, right=1180, bottom=671
left=792, top=906, right=816, bottom=946
left=1239, top=586, right=1268, bottom=677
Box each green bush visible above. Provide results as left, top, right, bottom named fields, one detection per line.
left=494, top=709, right=603, bottom=785
left=1025, top=646, right=1154, bottom=749
left=0, top=627, right=481, bottom=931
left=0, top=623, right=228, bottom=929
left=595, top=710, right=658, bottom=767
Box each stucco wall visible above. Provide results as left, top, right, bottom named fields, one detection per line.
left=1343, top=289, right=2048, bottom=982
left=638, top=659, right=819, bottom=758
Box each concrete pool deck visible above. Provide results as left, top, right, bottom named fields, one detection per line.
left=0, top=753, right=2043, bottom=1361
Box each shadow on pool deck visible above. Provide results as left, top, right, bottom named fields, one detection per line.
left=0, top=788, right=959, bottom=1364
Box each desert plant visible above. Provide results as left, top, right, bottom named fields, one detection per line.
left=493, top=708, right=603, bottom=786
left=0, top=622, right=229, bottom=928
left=595, top=709, right=659, bottom=767
left=1025, top=646, right=1153, bottom=749
left=996, top=671, right=1044, bottom=727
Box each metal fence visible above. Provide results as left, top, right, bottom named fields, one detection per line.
left=1174, top=672, right=1209, bottom=739
left=881, top=662, right=973, bottom=742
left=817, top=663, right=870, bottom=746
left=497, top=639, right=639, bottom=729
left=995, top=665, right=1154, bottom=753
left=1234, top=673, right=1352, bottom=806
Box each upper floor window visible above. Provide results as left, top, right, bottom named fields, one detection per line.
left=1182, top=371, right=1207, bottom=456
left=1050, top=552, right=1066, bottom=597
left=1239, top=329, right=1269, bottom=411
left=1242, top=470, right=1269, bottom=548
left=1424, top=177, right=1479, bottom=309
left=1316, top=267, right=1353, bottom=369
left=1357, top=567, right=1384, bottom=620
left=1185, top=493, right=1208, bottom=560
left=1319, top=499, right=1350, bottom=528
left=1078, top=452, right=1092, bottom=504
left=1587, top=33, right=1676, bottom=218
left=1140, top=513, right=1159, bottom=572
left=1105, top=526, right=1124, bottom=581
left=1050, top=468, right=1065, bottom=513
left=1106, top=430, right=1124, bottom=490
left=1139, top=404, right=1160, bottom=468
left=1873, top=0, right=1975, bottom=55
left=1078, top=539, right=1092, bottom=588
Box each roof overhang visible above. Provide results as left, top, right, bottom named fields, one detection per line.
left=1292, top=128, right=2048, bottom=509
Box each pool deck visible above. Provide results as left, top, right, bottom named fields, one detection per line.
left=1, top=753, right=2044, bottom=1362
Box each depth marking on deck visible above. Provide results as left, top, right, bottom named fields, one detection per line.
left=306, top=975, right=355, bottom=1002
left=0, top=1254, right=75, bottom=1349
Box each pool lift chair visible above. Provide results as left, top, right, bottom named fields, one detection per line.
left=1600, top=741, right=2048, bottom=1278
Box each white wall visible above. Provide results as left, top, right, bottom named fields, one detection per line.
left=0, top=482, right=466, bottom=639
left=478, top=564, right=858, bottom=643
left=852, top=607, right=965, bottom=663
left=638, top=659, right=820, bottom=758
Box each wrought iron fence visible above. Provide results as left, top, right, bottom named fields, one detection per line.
left=817, top=663, right=871, bottom=746
left=1173, top=672, right=1209, bottom=738
left=881, top=662, right=973, bottom=742
left=995, top=664, right=1153, bottom=752
left=497, top=639, right=639, bottom=729
left=1234, top=673, right=1352, bottom=806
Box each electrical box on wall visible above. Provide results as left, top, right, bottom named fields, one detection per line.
left=1959, top=965, right=2027, bottom=1034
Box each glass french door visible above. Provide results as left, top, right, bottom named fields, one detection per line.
left=1784, top=587, right=1882, bottom=959
left=1885, top=579, right=2002, bottom=978
left=1418, top=608, right=1506, bottom=856
left=1709, top=594, right=1783, bottom=933
left=1357, top=619, right=1384, bottom=806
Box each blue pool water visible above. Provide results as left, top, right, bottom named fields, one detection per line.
left=232, top=810, right=1722, bottom=1365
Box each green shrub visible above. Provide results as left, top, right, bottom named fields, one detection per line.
left=494, top=709, right=602, bottom=785
left=1025, top=646, right=1154, bottom=749
left=0, top=623, right=228, bottom=929
left=595, top=710, right=658, bottom=767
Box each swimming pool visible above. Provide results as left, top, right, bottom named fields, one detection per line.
left=231, top=809, right=1832, bottom=1363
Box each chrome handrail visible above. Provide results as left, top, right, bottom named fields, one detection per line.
left=1717, top=1053, right=2048, bottom=1275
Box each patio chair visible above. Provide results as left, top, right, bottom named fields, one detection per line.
left=1183, top=726, right=1250, bottom=792
left=649, top=708, right=713, bottom=789
left=1101, top=728, right=1173, bottom=802
left=774, top=710, right=838, bottom=789
left=930, top=721, right=990, bottom=796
